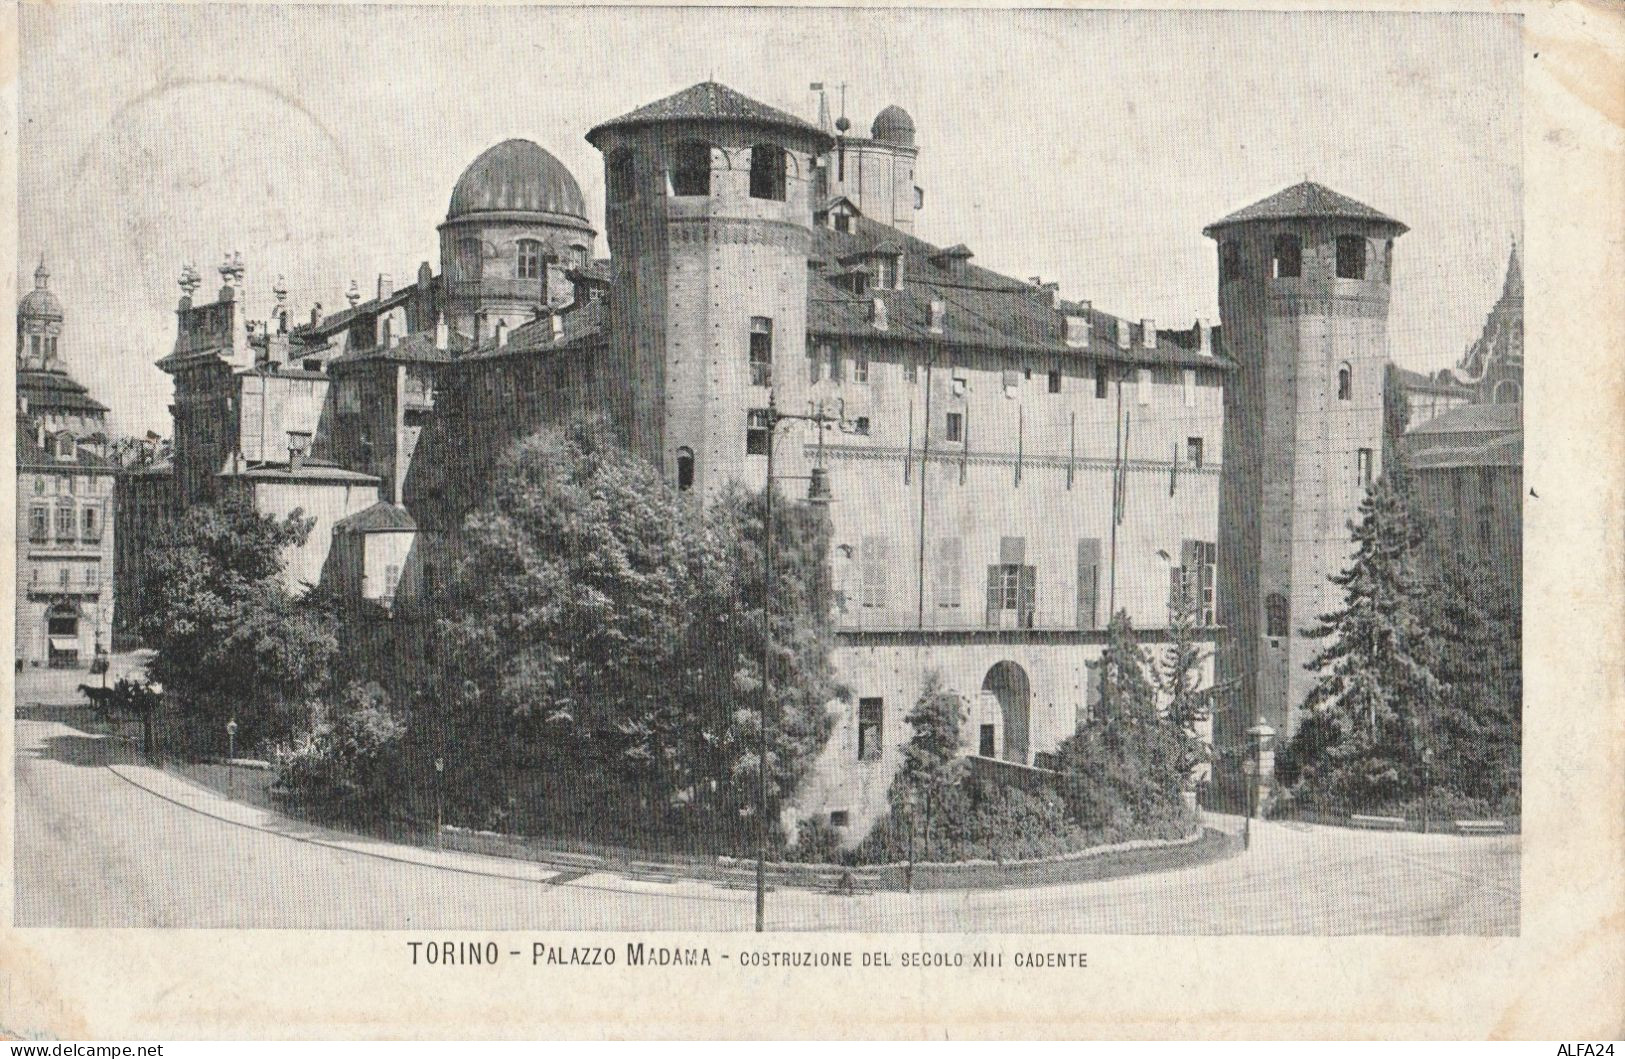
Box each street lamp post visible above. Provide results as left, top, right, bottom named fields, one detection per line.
left=755, top=391, right=843, bottom=933
left=1244, top=715, right=1276, bottom=851
left=434, top=756, right=445, bottom=850
left=225, top=717, right=239, bottom=802
left=1421, top=746, right=1435, bottom=834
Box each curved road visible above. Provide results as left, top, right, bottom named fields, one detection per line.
left=14, top=716, right=1517, bottom=933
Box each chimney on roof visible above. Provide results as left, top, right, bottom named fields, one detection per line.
left=929, top=298, right=945, bottom=334
left=287, top=430, right=311, bottom=472
left=377, top=274, right=393, bottom=302
left=379, top=318, right=392, bottom=350
left=495, top=319, right=508, bottom=348
left=1141, top=319, right=1157, bottom=349
left=418, top=261, right=433, bottom=289
left=1036, top=282, right=1059, bottom=309
left=1197, top=318, right=1213, bottom=356
left=435, top=313, right=449, bottom=351
left=1115, top=319, right=1131, bottom=349
left=871, top=296, right=889, bottom=332
left=551, top=313, right=564, bottom=343
left=310, top=302, right=322, bottom=326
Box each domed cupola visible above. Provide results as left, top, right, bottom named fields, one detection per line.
left=446, top=139, right=590, bottom=223
left=438, top=140, right=598, bottom=341
left=870, top=105, right=916, bottom=147
left=19, top=259, right=64, bottom=322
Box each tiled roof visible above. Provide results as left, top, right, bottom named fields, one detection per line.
left=587, top=81, right=832, bottom=147
left=1392, top=365, right=1473, bottom=396
left=18, top=369, right=109, bottom=413
left=1411, top=432, right=1522, bottom=470
left=1204, top=181, right=1407, bottom=235
left=16, top=423, right=118, bottom=470
left=807, top=218, right=1233, bottom=370
left=329, top=329, right=468, bottom=367
left=223, top=461, right=379, bottom=483
left=1410, top=402, right=1521, bottom=436
left=334, top=501, right=417, bottom=533
left=292, top=284, right=416, bottom=340
left=463, top=298, right=608, bottom=360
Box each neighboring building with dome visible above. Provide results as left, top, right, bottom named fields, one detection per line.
left=16, top=261, right=118, bottom=668
left=117, top=81, right=1502, bottom=838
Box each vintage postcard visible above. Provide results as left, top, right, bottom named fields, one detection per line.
left=3, top=0, right=1620, bottom=1041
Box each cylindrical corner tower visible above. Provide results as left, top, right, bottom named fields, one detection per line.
left=586, top=81, right=834, bottom=493
left=1206, top=181, right=1408, bottom=746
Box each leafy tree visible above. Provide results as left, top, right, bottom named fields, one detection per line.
left=1054, top=611, right=1188, bottom=829
left=437, top=420, right=841, bottom=843
left=140, top=499, right=337, bottom=753
left=1158, top=589, right=1211, bottom=786
left=1291, top=474, right=1443, bottom=806
left=892, top=672, right=967, bottom=859
left=1422, top=554, right=1521, bottom=804
left=273, top=682, right=407, bottom=822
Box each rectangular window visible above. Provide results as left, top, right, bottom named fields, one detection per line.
left=935, top=537, right=962, bottom=609
left=383, top=563, right=401, bottom=599
left=833, top=214, right=851, bottom=234
left=1048, top=368, right=1062, bottom=394
left=59, top=567, right=70, bottom=588
left=1137, top=367, right=1152, bottom=405
left=749, top=317, right=773, bottom=387
left=746, top=408, right=770, bottom=455
left=55, top=504, right=75, bottom=541
left=853, top=416, right=871, bottom=436
left=1183, top=368, right=1197, bottom=407
left=875, top=256, right=898, bottom=290
left=82, top=505, right=100, bottom=542
left=1077, top=538, right=1101, bottom=629
left=902, top=359, right=918, bottom=384
left=986, top=539, right=1035, bottom=628
left=1001, top=368, right=1021, bottom=391
left=86, top=566, right=98, bottom=587
left=807, top=342, right=822, bottom=384
left=1336, top=236, right=1367, bottom=280
left=1064, top=316, right=1088, bottom=347
left=671, top=141, right=711, bottom=197
left=857, top=698, right=883, bottom=761
left=1095, top=364, right=1109, bottom=399
left=1172, top=540, right=1218, bottom=625
left=1187, top=437, right=1204, bottom=469
left=860, top=536, right=889, bottom=609
left=1357, top=447, right=1374, bottom=487
left=945, top=411, right=963, bottom=443
left=979, top=724, right=996, bottom=758
left=827, top=344, right=843, bottom=383
left=29, top=507, right=48, bottom=542
left=852, top=352, right=869, bottom=384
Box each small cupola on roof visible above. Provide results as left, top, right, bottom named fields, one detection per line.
left=870, top=105, right=916, bottom=147
left=19, top=259, right=64, bottom=322
left=585, top=81, right=834, bottom=151
left=447, top=139, right=590, bottom=223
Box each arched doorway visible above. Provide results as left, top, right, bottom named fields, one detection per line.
left=981, top=661, right=1031, bottom=765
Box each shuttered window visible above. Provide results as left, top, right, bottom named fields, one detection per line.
left=935, top=538, right=962, bottom=609
left=860, top=536, right=889, bottom=609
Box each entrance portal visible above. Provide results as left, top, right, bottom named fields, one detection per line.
left=981, top=661, right=1031, bottom=765
left=46, top=602, right=80, bottom=669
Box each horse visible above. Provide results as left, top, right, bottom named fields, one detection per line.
left=78, top=683, right=119, bottom=717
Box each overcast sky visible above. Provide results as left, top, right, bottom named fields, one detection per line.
left=18, top=6, right=1522, bottom=439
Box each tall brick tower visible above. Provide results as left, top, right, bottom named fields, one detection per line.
left=586, top=82, right=833, bottom=492
left=1206, top=182, right=1408, bottom=748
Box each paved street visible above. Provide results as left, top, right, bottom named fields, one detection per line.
left=14, top=714, right=1518, bottom=933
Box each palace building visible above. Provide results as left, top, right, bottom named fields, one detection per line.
left=16, top=261, right=118, bottom=668
left=120, top=81, right=1444, bottom=835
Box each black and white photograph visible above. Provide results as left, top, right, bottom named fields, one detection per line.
left=7, top=0, right=1619, bottom=1043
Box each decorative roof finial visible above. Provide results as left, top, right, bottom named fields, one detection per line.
left=272, top=275, right=289, bottom=305
left=179, top=263, right=200, bottom=297
left=346, top=279, right=361, bottom=307
left=34, top=257, right=49, bottom=289
left=220, top=253, right=234, bottom=281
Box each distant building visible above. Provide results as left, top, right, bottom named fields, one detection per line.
left=1406, top=403, right=1522, bottom=597
left=16, top=261, right=117, bottom=668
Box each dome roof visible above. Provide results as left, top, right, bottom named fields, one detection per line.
left=19, top=260, right=62, bottom=320
left=871, top=105, right=916, bottom=146
left=447, top=139, right=588, bottom=222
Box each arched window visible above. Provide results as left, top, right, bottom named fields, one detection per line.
left=516, top=240, right=544, bottom=281
left=456, top=238, right=483, bottom=281
left=671, top=141, right=712, bottom=197
left=676, top=447, right=695, bottom=491
left=1493, top=379, right=1522, bottom=404
left=1265, top=593, right=1289, bottom=638
left=1272, top=234, right=1302, bottom=278
left=606, top=149, right=635, bottom=203
left=1220, top=241, right=1243, bottom=282
left=1337, top=362, right=1353, bottom=401
left=1336, top=235, right=1367, bottom=280
left=748, top=143, right=786, bottom=201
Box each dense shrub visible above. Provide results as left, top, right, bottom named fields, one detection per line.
left=273, top=683, right=406, bottom=823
